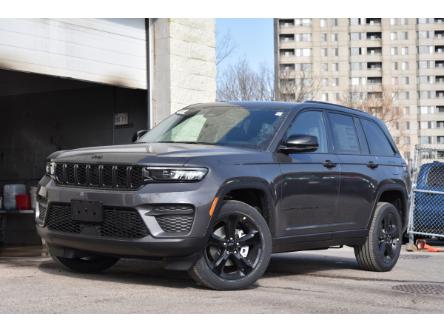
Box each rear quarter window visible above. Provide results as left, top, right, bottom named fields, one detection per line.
left=361, top=119, right=396, bottom=156
left=328, top=113, right=361, bottom=154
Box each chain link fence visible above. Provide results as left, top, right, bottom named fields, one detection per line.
left=407, top=146, right=444, bottom=241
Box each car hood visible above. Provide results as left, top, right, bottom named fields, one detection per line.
left=48, top=142, right=269, bottom=166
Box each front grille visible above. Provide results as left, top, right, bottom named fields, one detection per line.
left=148, top=204, right=195, bottom=233
left=54, top=163, right=144, bottom=190
left=46, top=203, right=149, bottom=239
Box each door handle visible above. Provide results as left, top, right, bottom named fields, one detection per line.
left=323, top=160, right=337, bottom=169
left=367, top=161, right=379, bottom=169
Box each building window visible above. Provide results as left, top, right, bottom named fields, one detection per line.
left=401, top=62, right=409, bottom=70
left=351, top=62, right=363, bottom=71
left=419, top=106, right=435, bottom=114
left=322, top=63, right=328, bottom=72
left=350, top=32, right=361, bottom=41
left=420, top=136, right=432, bottom=145
left=295, top=48, right=311, bottom=57
left=279, top=19, right=295, bottom=28
left=332, top=78, right=339, bottom=86
left=402, top=76, right=410, bottom=85
left=418, top=45, right=434, bottom=54
left=321, top=33, right=328, bottom=42
left=390, top=32, right=397, bottom=40
left=322, top=93, right=328, bottom=101
left=331, top=33, right=338, bottom=42
left=322, top=78, right=328, bottom=87
left=294, top=18, right=312, bottom=27
left=332, top=63, right=339, bottom=71
left=320, top=18, right=327, bottom=27
left=350, top=47, right=363, bottom=55
left=400, top=31, right=408, bottom=40
left=332, top=48, right=339, bottom=56
left=391, top=47, right=398, bottom=56
left=280, top=49, right=295, bottom=57
left=392, top=77, right=399, bottom=85
left=400, top=18, right=408, bottom=25
left=392, top=62, right=398, bottom=70
left=401, top=47, right=408, bottom=55
left=331, top=18, right=338, bottom=26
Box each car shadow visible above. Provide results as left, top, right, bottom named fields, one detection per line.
left=38, top=258, right=196, bottom=289
left=264, top=252, right=359, bottom=278
left=34, top=252, right=360, bottom=290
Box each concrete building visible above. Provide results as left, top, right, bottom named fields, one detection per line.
left=0, top=18, right=215, bottom=246
left=274, top=18, right=444, bottom=161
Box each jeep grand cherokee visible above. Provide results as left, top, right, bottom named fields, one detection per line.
left=36, top=101, right=410, bottom=290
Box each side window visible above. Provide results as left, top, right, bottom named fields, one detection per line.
left=285, top=111, right=328, bottom=153
left=361, top=119, right=396, bottom=156
left=328, top=113, right=361, bottom=154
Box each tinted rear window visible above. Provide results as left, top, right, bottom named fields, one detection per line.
left=361, top=119, right=396, bottom=156
left=328, top=113, right=361, bottom=154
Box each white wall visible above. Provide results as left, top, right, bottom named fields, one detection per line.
left=0, top=19, right=147, bottom=89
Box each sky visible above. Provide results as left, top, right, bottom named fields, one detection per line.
left=216, top=19, right=274, bottom=74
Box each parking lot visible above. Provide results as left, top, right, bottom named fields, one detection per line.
left=0, top=245, right=443, bottom=313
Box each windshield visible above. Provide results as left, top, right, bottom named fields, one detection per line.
left=138, top=105, right=287, bottom=149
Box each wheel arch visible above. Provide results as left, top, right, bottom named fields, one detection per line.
left=211, top=177, right=278, bottom=236
left=370, top=183, right=409, bottom=231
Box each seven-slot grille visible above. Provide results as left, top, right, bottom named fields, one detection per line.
left=45, top=203, right=150, bottom=239
left=54, top=163, right=144, bottom=190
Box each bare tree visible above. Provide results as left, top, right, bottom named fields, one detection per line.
left=216, top=31, right=236, bottom=66
left=217, top=58, right=274, bottom=101
left=275, top=66, right=320, bottom=102
left=338, top=85, right=409, bottom=153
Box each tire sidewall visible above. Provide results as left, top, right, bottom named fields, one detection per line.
left=191, top=200, right=272, bottom=290
left=369, top=203, right=402, bottom=271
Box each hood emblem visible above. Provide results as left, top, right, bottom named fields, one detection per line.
left=91, top=154, right=103, bottom=160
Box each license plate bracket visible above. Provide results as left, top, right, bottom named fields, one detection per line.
left=71, top=200, right=103, bottom=223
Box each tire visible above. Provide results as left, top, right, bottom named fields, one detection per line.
left=189, top=200, right=272, bottom=290
left=49, top=248, right=119, bottom=274
left=354, top=202, right=402, bottom=272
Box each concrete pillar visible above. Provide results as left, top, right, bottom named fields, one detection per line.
left=151, top=18, right=216, bottom=126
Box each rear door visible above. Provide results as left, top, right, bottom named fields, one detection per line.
left=326, top=112, right=377, bottom=233
left=277, top=109, right=340, bottom=237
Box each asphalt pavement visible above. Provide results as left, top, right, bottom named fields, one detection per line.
left=0, top=245, right=443, bottom=313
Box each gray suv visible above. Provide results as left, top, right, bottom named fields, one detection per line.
left=36, top=101, right=410, bottom=290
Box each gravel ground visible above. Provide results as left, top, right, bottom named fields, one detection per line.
left=0, top=245, right=443, bottom=313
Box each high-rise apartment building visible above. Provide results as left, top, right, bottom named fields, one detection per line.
left=274, top=18, right=444, bottom=161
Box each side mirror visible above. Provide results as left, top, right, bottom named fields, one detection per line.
left=279, top=134, right=319, bottom=153
left=132, top=129, right=148, bottom=142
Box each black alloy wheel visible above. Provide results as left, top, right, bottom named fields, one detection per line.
left=378, top=211, right=400, bottom=264
left=354, top=202, right=402, bottom=272
left=205, top=212, right=262, bottom=280
left=190, top=200, right=272, bottom=290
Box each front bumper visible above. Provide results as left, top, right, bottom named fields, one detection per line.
left=36, top=176, right=218, bottom=258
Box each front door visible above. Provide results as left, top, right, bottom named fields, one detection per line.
left=277, top=110, right=340, bottom=238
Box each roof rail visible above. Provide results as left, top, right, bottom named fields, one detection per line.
left=303, top=100, right=365, bottom=113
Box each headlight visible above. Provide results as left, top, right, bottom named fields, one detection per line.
left=45, top=161, right=56, bottom=177
left=143, top=167, right=208, bottom=182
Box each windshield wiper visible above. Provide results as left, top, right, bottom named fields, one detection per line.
left=156, top=141, right=217, bottom=145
